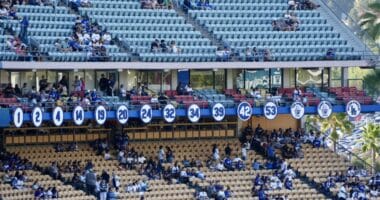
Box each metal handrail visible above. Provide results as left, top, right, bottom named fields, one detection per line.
left=328, top=136, right=377, bottom=173
left=1, top=49, right=378, bottom=62
left=308, top=123, right=376, bottom=174
left=319, top=0, right=380, bottom=54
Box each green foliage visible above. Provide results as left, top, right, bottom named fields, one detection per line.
left=361, top=123, right=380, bottom=153
left=363, top=69, right=380, bottom=97
left=307, top=113, right=354, bottom=143
left=359, top=2, right=380, bottom=42
left=361, top=123, right=380, bottom=173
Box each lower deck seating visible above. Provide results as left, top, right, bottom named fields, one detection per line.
left=0, top=170, right=95, bottom=200
left=6, top=136, right=373, bottom=200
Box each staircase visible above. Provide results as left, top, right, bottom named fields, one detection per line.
left=173, top=4, right=225, bottom=50
left=315, top=0, right=370, bottom=53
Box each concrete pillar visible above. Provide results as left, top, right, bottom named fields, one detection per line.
left=171, top=69, right=178, bottom=90
left=283, top=68, right=291, bottom=88
left=342, top=67, right=349, bottom=87
left=226, top=69, right=234, bottom=89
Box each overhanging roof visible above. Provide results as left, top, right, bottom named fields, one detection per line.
left=0, top=60, right=374, bottom=70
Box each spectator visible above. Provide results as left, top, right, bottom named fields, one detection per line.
left=141, top=0, right=157, bottom=9
left=293, top=86, right=302, bottom=101
left=169, top=40, right=180, bottom=53
left=264, top=49, right=272, bottom=61
left=73, top=76, right=82, bottom=92
left=160, top=40, right=168, bottom=52
left=85, top=169, right=97, bottom=195
left=3, top=83, right=15, bottom=98
left=102, top=32, right=111, bottom=45
left=107, top=187, right=118, bottom=200
left=151, top=39, right=159, bottom=52
left=212, top=144, right=220, bottom=161
left=241, top=143, right=247, bottom=161
left=98, top=74, right=109, bottom=95
left=288, top=0, right=296, bottom=10
left=51, top=187, right=59, bottom=198
left=326, top=48, right=336, bottom=60
left=303, top=0, right=320, bottom=10
left=185, top=83, right=193, bottom=95
left=99, top=179, right=108, bottom=200
left=338, top=184, right=348, bottom=200
left=244, top=47, right=253, bottom=61
left=252, top=159, right=261, bottom=170
left=19, top=16, right=29, bottom=44
left=158, top=146, right=165, bottom=163
left=224, top=144, right=232, bottom=157
left=111, top=172, right=121, bottom=189
left=216, top=47, right=231, bottom=61
left=284, top=177, right=293, bottom=190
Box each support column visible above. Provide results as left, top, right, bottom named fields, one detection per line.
left=342, top=67, right=349, bottom=87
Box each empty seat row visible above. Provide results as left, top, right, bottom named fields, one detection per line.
left=209, top=25, right=333, bottom=32
left=139, top=53, right=217, bottom=62
left=80, top=8, right=177, bottom=16
left=190, top=10, right=320, bottom=18
left=131, top=46, right=216, bottom=54
left=199, top=17, right=327, bottom=25
left=123, top=38, right=212, bottom=46
left=16, top=5, right=68, bottom=14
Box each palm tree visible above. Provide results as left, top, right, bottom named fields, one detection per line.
left=361, top=123, right=380, bottom=174
left=307, top=113, right=354, bottom=152
left=359, top=2, right=380, bottom=42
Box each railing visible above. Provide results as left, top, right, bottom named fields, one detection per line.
left=328, top=137, right=376, bottom=174
left=307, top=123, right=376, bottom=174
left=1, top=49, right=378, bottom=63
left=319, top=0, right=380, bottom=54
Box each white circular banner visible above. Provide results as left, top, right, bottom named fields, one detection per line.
left=13, top=107, right=23, bottom=128
left=32, top=107, right=43, bottom=127
left=317, top=101, right=333, bottom=119
left=237, top=101, right=252, bottom=121
left=52, top=106, right=64, bottom=126
left=187, top=104, right=201, bottom=123
left=163, top=104, right=176, bottom=123
left=212, top=103, right=225, bottom=122
left=117, top=105, right=129, bottom=124
left=140, top=104, right=152, bottom=124
left=95, top=105, right=107, bottom=125
left=264, top=102, right=278, bottom=120
left=346, top=100, right=361, bottom=118
left=73, top=106, right=85, bottom=126
left=290, top=101, right=305, bottom=120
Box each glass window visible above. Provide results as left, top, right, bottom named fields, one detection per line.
left=190, top=70, right=213, bottom=90
left=348, top=67, right=373, bottom=90
left=214, top=69, right=225, bottom=92
left=10, top=72, right=20, bottom=87
left=230, top=69, right=243, bottom=89
left=296, top=69, right=322, bottom=88
left=137, top=70, right=170, bottom=93
left=245, top=69, right=269, bottom=89
left=270, top=69, right=282, bottom=88
left=20, top=71, right=35, bottom=90
left=85, top=70, right=95, bottom=90
left=323, top=68, right=329, bottom=88
left=162, top=71, right=172, bottom=91
left=330, top=67, right=342, bottom=87
left=147, top=71, right=162, bottom=92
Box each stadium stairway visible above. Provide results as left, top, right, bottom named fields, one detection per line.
left=173, top=3, right=226, bottom=52
left=315, top=0, right=368, bottom=53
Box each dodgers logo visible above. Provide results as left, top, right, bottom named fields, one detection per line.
left=290, top=101, right=305, bottom=119
left=346, top=100, right=361, bottom=118
left=317, top=101, right=332, bottom=119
